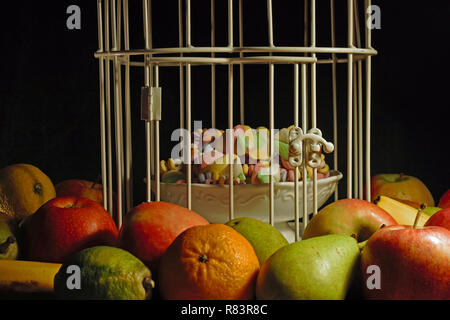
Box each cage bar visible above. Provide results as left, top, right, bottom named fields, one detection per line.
left=97, top=0, right=108, bottom=212
left=310, top=0, right=319, bottom=216
left=211, top=0, right=216, bottom=128
left=293, top=63, right=300, bottom=241
left=301, top=63, right=308, bottom=231
left=347, top=0, right=354, bottom=199
left=239, top=0, right=244, bottom=125
left=330, top=0, right=339, bottom=202
left=123, top=0, right=133, bottom=212
left=103, top=0, right=114, bottom=216
left=228, top=64, right=234, bottom=221
left=365, top=0, right=372, bottom=202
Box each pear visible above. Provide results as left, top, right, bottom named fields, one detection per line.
left=256, top=234, right=360, bottom=300
left=225, top=217, right=288, bottom=265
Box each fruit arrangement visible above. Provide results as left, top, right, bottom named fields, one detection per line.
left=0, top=162, right=449, bottom=300
left=160, top=125, right=331, bottom=185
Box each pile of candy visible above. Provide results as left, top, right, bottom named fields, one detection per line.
left=160, top=125, right=330, bottom=185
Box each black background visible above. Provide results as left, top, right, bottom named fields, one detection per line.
left=0, top=1, right=449, bottom=207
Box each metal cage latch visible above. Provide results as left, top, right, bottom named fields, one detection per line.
left=141, top=86, right=162, bottom=121
left=288, top=127, right=335, bottom=169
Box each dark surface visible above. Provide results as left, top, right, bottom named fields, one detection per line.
left=0, top=1, right=449, bottom=206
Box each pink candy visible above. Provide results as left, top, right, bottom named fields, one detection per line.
left=287, top=170, right=295, bottom=182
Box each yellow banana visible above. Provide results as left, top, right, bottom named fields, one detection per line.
left=375, top=195, right=429, bottom=227
left=0, top=260, right=62, bottom=293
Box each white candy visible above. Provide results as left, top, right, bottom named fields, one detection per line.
left=280, top=170, right=287, bottom=182
left=203, top=143, right=214, bottom=154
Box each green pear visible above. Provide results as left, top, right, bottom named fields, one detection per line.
left=225, top=217, right=288, bottom=265
left=256, top=234, right=360, bottom=300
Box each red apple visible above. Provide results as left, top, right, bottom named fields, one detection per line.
left=55, top=179, right=117, bottom=217
left=425, top=207, right=450, bottom=231
left=24, top=196, right=119, bottom=263
left=438, top=190, right=450, bottom=209
left=55, top=179, right=102, bottom=204
left=302, top=199, right=398, bottom=242
left=361, top=224, right=450, bottom=299
left=119, top=201, right=209, bottom=273
left=370, top=173, right=435, bottom=207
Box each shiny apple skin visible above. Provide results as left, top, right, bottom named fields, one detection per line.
left=303, top=199, right=397, bottom=242
left=425, top=208, right=450, bottom=231
left=24, top=196, right=119, bottom=263
left=118, top=201, right=209, bottom=274
left=438, top=190, right=450, bottom=209
left=370, top=174, right=435, bottom=206
left=55, top=180, right=103, bottom=204
left=361, top=225, right=450, bottom=300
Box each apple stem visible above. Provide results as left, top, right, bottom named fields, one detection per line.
left=92, top=174, right=102, bottom=189
left=413, top=204, right=426, bottom=229
left=373, top=196, right=380, bottom=205
left=357, top=240, right=368, bottom=251
left=396, top=173, right=404, bottom=182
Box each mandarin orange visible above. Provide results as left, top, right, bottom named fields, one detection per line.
left=158, top=224, right=260, bottom=300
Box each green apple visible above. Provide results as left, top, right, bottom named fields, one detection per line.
left=225, top=217, right=288, bottom=265
left=256, top=234, right=360, bottom=300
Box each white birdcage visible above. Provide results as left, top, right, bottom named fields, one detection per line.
left=95, top=0, right=377, bottom=243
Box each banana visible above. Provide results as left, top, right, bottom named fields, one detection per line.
left=0, top=260, right=62, bottom=293
left=375, top=195, right=430, bottom=227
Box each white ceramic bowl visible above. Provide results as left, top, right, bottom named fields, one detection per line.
left=151, top=170, right=342, bottom=224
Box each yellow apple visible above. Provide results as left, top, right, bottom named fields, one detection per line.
left=370, top=173, right=435, bottom=207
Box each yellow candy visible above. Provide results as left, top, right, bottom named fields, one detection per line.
left=203, top=154, right=234, bottom=174
left=167, top=158, right=180, bottom=171
left=242, top=164, right=249, bottom=176
left=291, top=168, right=304, bottom=181
left=256, top=126, right=270, bottom=137
left=160, top=160, right=168, bottom=174
left=212, top=171, right=220, bottom=181
left=305, top=165, right=313, bottom=178
left=319, top=163, right=330, bottom=175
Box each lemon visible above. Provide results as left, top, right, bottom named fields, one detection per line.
left=0, top=163, right=56, bottom=222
